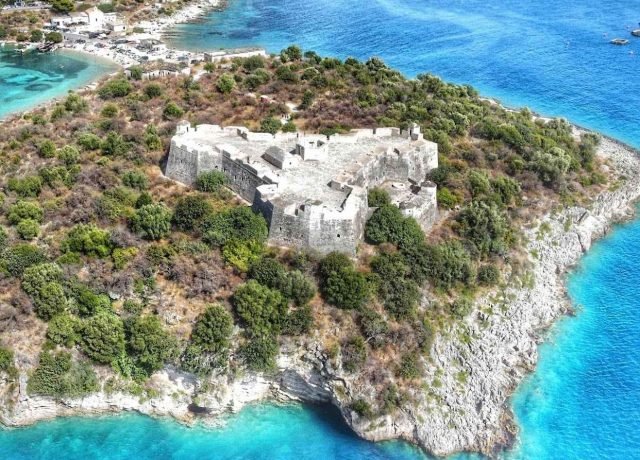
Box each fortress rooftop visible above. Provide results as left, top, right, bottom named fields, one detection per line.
left=171, top=123, right=436, bottom=210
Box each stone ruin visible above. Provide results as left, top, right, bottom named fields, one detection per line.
left=165, top=121, right=439, bottom=255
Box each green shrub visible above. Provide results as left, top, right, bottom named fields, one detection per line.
left=350, top=398, right=373, bottom=418
left=57, top=145, right=80, bottom=166
left=28, top=351, right=98, bottom=398
left=101, top=103, right=119, bottom=118
left=122, top=170, right=149, bottom=190
left=61, top=224, right=112, bottom=258
left=282, top=304, right=313, bottom=335
left=279, top=270, right=316, bottom=306
left=396, top=352, right=421, bottom=379
left=8, top=175, right=42, bottom=198
left=80, top=312, right=125, bottom=364
left=47, top=313, right=80, bottom=347
left=222, top=238, right=264, bottom=272
left=172, top=195, right=214, bottom=231
left=191, top=304, right=233, bottom=354
left=64, top=93, right=88, bottom=113
left=239, top=334, right=278, bottom=372
left=129, top=204, right=172, bottom=240
left=112, top=247, right=138, bottom=270
left=200, top=207, right=268, bottom=247
left=101, top=131, right=130, bottom=156
left=367, top=187, right=391, bottom=207
left=38, top=140, right=56, bottom=158
left=195, top=170, right=227, bottom=193
left=98, top=79, right=132, bottom=99
left=8, top=201, right=44, bottom=225
left=3, top=244, right=47, bottom=276
left=144, top=83, right=163, bottom=98
left=163, top=101, right=184, bottom=120
left=477, top=264, right=500, bottom=285
left=450, top=297, right=473, bottom=319
left=259, top=117, right=281, bottom=135
left=249, top=257, right=287, bottom=289
left=216, top=73, right=236, bottom=94
left=233, top=280, right=287, bottom=336
left=456, top=201, right=511, bottom=256
left=77, top=133, right=102, bottom=151
left=16, top=219, right=39, bottom=240
left=365, top=204, right=424, bottom=249
left=0, top=346, right=14, bottom=375
left=359, top=309, right=389, bottom=348
left=341, top=335, right=367, bottom=372
left=324, top=269, right=370, bottom=310
left=126, top=315, right=178, bottom=376
left=67, top=282, right=112, bottom=317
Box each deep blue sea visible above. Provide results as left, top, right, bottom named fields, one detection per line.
left=0, top=47, right=116, bottom=118
left=3, top=0, right=640, bottom=458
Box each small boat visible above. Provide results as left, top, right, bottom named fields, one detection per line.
left=632, top=29, right=640, bottom=37
left=610, top=38, right=630, bottom=45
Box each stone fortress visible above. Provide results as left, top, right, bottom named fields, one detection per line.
left=165, top=121, right=439, bottom=255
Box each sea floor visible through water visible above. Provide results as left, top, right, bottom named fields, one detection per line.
left=0, top=46, right=117, bottom=119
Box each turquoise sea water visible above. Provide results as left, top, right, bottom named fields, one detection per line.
left=0, top=47, right=117, bottom=118
left=0, top=405, right=425, bottom=460
left=3, top=0, right=640, bottom=458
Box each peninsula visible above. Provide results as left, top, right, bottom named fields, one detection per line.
left=0, top=1, right=639, bottom=458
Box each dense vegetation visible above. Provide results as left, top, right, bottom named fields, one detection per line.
left=0, top=47, right=605, bottom=417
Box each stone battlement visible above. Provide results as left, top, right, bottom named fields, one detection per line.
left=165, top=121, right=439, bottom=254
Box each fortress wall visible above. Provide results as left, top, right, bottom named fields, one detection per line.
left=399, top=186, right=438, bottom=231
left=166, top=141, right=199, bottom=185
left=221, top=155, right=268, bottom=202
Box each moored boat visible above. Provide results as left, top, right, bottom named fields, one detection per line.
left=610, top=38, right=630, bottom=45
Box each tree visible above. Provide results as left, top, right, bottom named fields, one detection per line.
left=529, top=147, right=572, bottom=186
left=45, top=31, right=63, bottom=43
left=61, top=224, right=112, bottom=258
left=233, top=280, right=287, bottom=336
left=127, top=315, right=178, bottom=376
left=191, top=304, right=233, bottom=354
left=280, top=45, right=302, bottom=62
left=216, top=73, right=236, bottom=94
left=50, top=0, right=75, bottom=13
left=279, top=270, right=316, bottom=306
left=195, top=170, right=226, bottom=193
left=33, top=281, right=67, bottom=321
left=172, top=195, right=214, bottom=231
left=129, top=204, right=172, bottom=240
left=80, top=312, right=125, bottom=364
left=30, top=29, right=43, bottom=43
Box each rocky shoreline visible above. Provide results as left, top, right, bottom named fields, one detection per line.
left=1, top=131, right=639, bottom=458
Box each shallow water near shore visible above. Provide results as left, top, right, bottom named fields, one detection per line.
left=0, top=404, right=427, bottom=459
left=0, top=46, right=117, bottom=119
